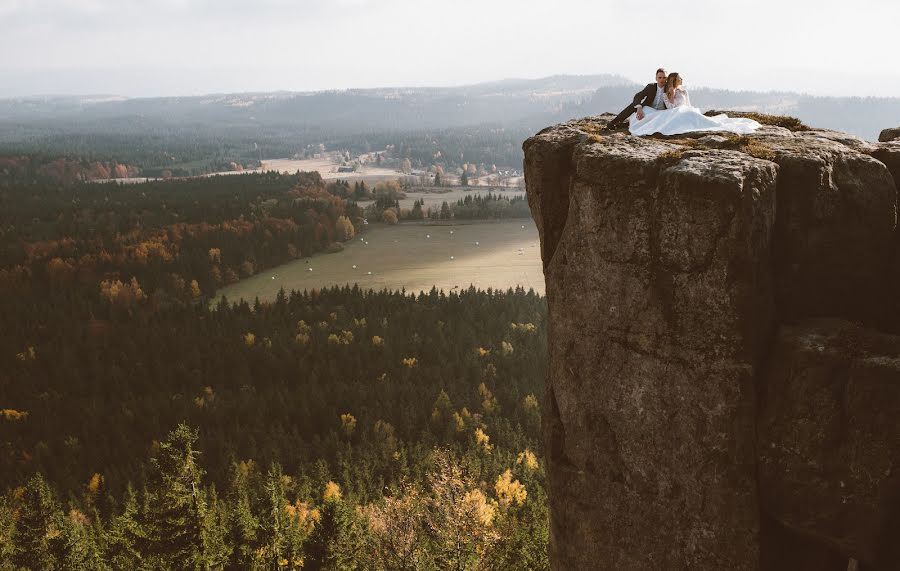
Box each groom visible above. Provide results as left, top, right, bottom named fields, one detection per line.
left=606, top=68, right=668, bottom=129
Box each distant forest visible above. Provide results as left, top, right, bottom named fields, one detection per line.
left=0, top=169, right=548, bottom=568
left=1, top=76, right=896, bottom=178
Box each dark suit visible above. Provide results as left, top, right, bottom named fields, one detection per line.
left=610, top=83, right=662, bottom=127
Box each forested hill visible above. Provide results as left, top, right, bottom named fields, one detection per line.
left=1, top=75, right=896, bottom=140
left=2, top=75, right=897, bottom=178
left=0, top=75, right=630, bottom=131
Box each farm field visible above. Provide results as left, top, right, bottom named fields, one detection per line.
left=214, top=219, right=544, bottom=302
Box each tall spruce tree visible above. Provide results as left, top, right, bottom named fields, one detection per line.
left=303, top=482, right=363, bottom=571
left=144, top=423, right=209, bottom=570
left=12, top=473, right=65, bottom=570
left=105, top=485, right=147, bottom=570
left=227, top=462, right=261, bottom=569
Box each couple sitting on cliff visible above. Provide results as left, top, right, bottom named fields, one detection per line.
left=606, top=68, right=761, bottom=136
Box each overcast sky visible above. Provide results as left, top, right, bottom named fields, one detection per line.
left=2, top=0, right=898, bottom=98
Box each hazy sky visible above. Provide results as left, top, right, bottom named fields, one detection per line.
left=2, top=0, right=898, bottom=98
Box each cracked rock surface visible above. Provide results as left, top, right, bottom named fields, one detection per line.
left=524, top=114, right=900, bottom=570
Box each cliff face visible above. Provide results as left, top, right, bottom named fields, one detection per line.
left=524, top=116, right=900, bottom=571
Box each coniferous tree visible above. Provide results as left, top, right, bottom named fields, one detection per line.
left=303, top=482, right=363, bottom=571
left=0, top=495, right=15, bottom=571
left=227, top=462, right=261, bottom=569
left=59, top=508, right=108, bottom=571
left=261, top=462, right=289, bottom=568
left=201, top=486, right=232, bottom=570
left=144, top=424, right=209, bottom=570
left=12, top=473, right=65, bottom=570
left=105, top=485, right=148, bottom=570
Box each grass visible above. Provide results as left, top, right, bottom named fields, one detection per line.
left=213, top=219, right=545, bottom=303
left=719, top=135, right=777, bottom=161
left=575, top=120, right=606, bottom=143
left=656, top=149, right=687, bottom=165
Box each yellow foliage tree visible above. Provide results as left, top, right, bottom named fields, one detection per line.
left=243, top=332, right=256, bottom=347
left=87, top=473, right=103, bottom=494
left=382, top=209, right=399, bottom=225
left=327, top=330, right=354, bottom=346
left=478, top=382, right=499, bottom=414
left=494, top=469, right=527, bottom=509
left=323, top=481, right=342, bottom=502
left=510, top=322, right=537, bottom=334
left=426, top=449, right=500, bottom=566
left=474, top=428, right=493, bottom=452
left=463, top=489, right=497, bottom=525
left=1, top=409, right=29, bottom=421
left=340, top=413, right=357, bottom=437
left=335, top=216, right=355, bottom=241
left=516, top=449, right=540, bottom=472
left=100, top=277, right=146, bottom=306
left=16, top=346, right=36, bottom=362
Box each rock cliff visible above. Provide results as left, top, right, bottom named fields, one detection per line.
left=524, top=115, right=900, bottom=570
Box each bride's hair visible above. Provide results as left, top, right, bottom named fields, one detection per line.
left=665, top=72, right=682, bottom=99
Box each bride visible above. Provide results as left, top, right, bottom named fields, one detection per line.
left=629, top=73, right=761, bottom=136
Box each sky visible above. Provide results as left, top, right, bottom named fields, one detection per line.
left=2, top=0, right=899, bottom=98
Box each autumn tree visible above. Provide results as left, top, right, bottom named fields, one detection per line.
left=382, top=209, right=399, bottom=225
left=335, top=216, right=355, bottom=241
left=425, top=449, right=500, bottom=570
left=364, top=483, right=427, bottom=571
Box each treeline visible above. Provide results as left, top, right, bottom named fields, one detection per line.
left=452, top=192, right=531, bottom=220
left=0, top=171, right=363, bottom=303
left=0, top=155, right=141, bottom=183
left=0, top=123, right=530, bottom=178
left=356, top=182, right=531, bottom=224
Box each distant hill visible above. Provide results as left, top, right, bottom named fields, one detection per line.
left=1, top=75, right=897, bottom=141
left=1, top=75, right=898, bottom=177
left=0, top=74, right=630, bottom=132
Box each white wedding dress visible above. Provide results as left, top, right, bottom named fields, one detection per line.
left=629, top=88, right=761, bottom=136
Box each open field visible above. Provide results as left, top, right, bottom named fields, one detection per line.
left=258, top=157, right=402, bottom=185
left=214, top=219, right=544, bottom=303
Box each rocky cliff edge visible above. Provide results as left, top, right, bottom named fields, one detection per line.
left=524, top=113, right=900, bottom=571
